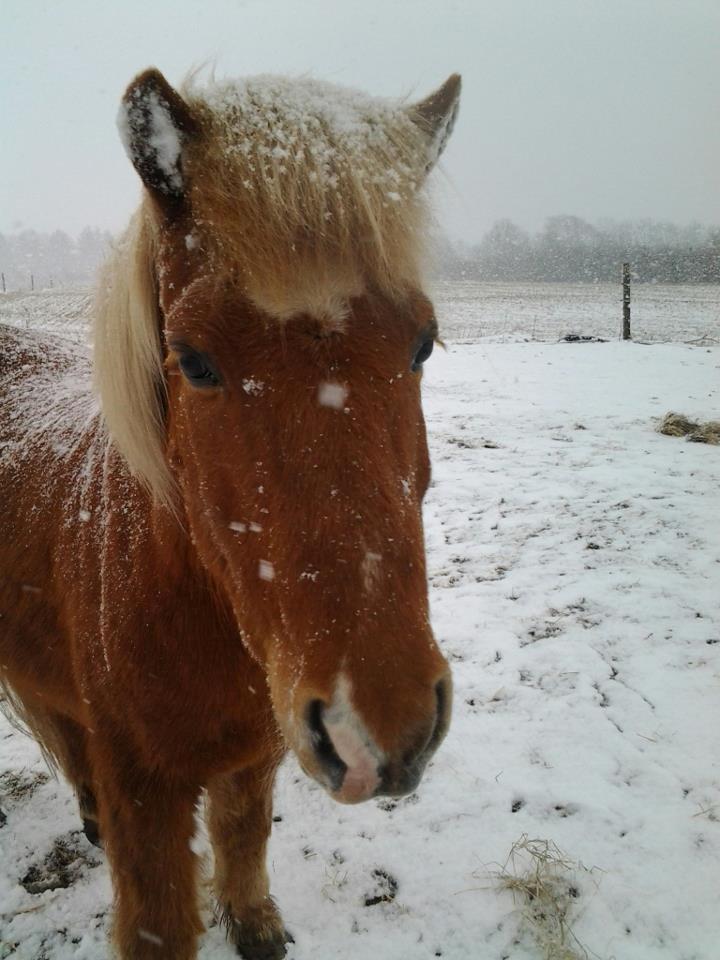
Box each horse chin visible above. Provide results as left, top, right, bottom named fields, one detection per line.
left=298, top=760, right=378, bottom=805
left=330, top=786, right=376, bottom=805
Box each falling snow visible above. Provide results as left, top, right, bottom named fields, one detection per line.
left=318, top=382, right=348, bottom=409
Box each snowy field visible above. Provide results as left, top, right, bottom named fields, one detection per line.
left=432, top=280, right=720, bottom=345
left=1, top=284, right=719, bottom=959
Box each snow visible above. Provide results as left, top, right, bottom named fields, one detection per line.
left=201, top=74, right=399, bottom=147
left=1, top=284, right=719, bottom=959
left=191, top=73, right=423, bottom=202
left=117, top=89, right=184, bottom=194
left=318, top=381, right=348, bottom=409
left=242, top=378, right=265, bottom=396
left=258, top=560, right=275, bottom=582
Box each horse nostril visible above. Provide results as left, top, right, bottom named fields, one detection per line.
left=306, top=699, right=347, bottom=791
left=429, top=674, right=452, bottom=752
left=376, top=675, right=453, bottom=798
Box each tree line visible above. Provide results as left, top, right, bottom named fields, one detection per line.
left=0, top=228, right=113, bottom=291
left=434, top=216, right=720, bottom=283
left=2, top=217, right=719, bottom=291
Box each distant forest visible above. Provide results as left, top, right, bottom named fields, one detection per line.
left=1, top=216, right=719, bottom=291
left=0, top=228, right=113, bottom=291
left=434, top=217, right=720, bottom=284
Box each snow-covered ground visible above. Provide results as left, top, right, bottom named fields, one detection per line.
left=432, top=280, right=720, bottom=345
left=1, top=285, right=719, bottom=959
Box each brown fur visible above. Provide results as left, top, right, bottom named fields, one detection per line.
left=0, top=69, right=458, bottom=958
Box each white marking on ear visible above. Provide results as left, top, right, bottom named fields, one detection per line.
left=118, top=90, right=184, bottom=193
left=117, top=70, right=195, bottom=200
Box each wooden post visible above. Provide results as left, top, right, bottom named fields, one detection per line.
left=622, top=262, right=631, bottom=340
left=1, top=272, right=5, bottom=293
left=30, top=272, right=35, bottom=292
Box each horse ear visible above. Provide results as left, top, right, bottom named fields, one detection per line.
left=407, top=73, right=461, bottom=174
left=118, top=68, right=198, bottom=207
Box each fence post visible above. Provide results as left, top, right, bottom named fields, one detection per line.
left=622, top=262, right=631, bottom=340
left=1, top=272, right=5, bottom=293
left=30, top=273, right=35, bottom=292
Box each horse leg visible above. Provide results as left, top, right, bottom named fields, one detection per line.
left=45, top=712, right=102, bottom=847
left=91, top=741, right=204, bottom=960
left=207, top=759, right=290, bottom=960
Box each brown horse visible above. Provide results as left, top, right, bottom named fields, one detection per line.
left=0, top=67, right=460, bottom=959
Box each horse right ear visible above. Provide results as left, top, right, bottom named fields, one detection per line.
left=118, top=68, right=198, bottom=208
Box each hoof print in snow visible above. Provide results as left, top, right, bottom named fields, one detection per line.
left=446, top=436, right=475, bottom=449
left=553, top=803, right=579, bottom=818
left=21, top=831, right=100, bottom=894
left=511, top=799, right=525, bottom=813
left=593, top=683, right=610, bottom=707
left=0, top=769, right=50, bottom=804
left=364, top=869, right=398, bottom=907
left=522, top=620, right=562, bottom=646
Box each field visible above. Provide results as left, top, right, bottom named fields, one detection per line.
left=1, top=283, right=719, bottom=959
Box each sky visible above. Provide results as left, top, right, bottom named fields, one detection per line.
left=1, top=0, right=719, bottom=243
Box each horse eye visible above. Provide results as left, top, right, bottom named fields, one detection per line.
left=177, top=350, right=220, bottom=387
left=411, top=338, right=434, bottom=372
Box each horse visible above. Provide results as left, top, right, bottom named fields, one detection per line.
left=0, top=67, right=461, bottom=959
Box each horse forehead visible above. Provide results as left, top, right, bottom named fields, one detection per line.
left=164, top=267, right=433, bottom=338
left=246, top=272, right=363, bottom=328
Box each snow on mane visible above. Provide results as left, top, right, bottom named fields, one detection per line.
left=180, top=73, right=432, bottom=308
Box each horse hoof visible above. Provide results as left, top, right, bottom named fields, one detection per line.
left=82, top=816, right=103, bottom=849
left=235, top=927, right=293, bottom=959
left=235, top=938, right=288, bottom=960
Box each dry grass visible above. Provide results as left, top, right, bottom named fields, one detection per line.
left=658, top=412, right=720, bottom=444
left=489, top=835, right=600, bottom=960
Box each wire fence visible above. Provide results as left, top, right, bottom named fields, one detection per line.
left=1, top=281, right=719, bottom=345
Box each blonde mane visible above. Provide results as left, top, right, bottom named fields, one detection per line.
left=182, top=75, right=431, bottom=308
left=94, top=74, right=435, bottom=504
left=92, top=208, right=174, bottom=504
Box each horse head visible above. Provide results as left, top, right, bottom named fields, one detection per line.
left=97, top=68, right=460, bottom=804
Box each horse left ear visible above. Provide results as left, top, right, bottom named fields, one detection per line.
left=407, top=73, right=461, bottom=174
left=118, top=68, right=198, bottom=208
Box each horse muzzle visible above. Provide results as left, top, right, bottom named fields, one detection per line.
left=302, top=672, right=452, bottom=804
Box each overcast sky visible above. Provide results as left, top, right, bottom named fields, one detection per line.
left=2, top=0, right=718, bottom=242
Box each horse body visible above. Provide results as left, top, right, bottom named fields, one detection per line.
left=1, top=327, right=98, bottom=721
left=1, top=324, right=276, bottom=777
left=0, top=68, right=460, bottom=959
